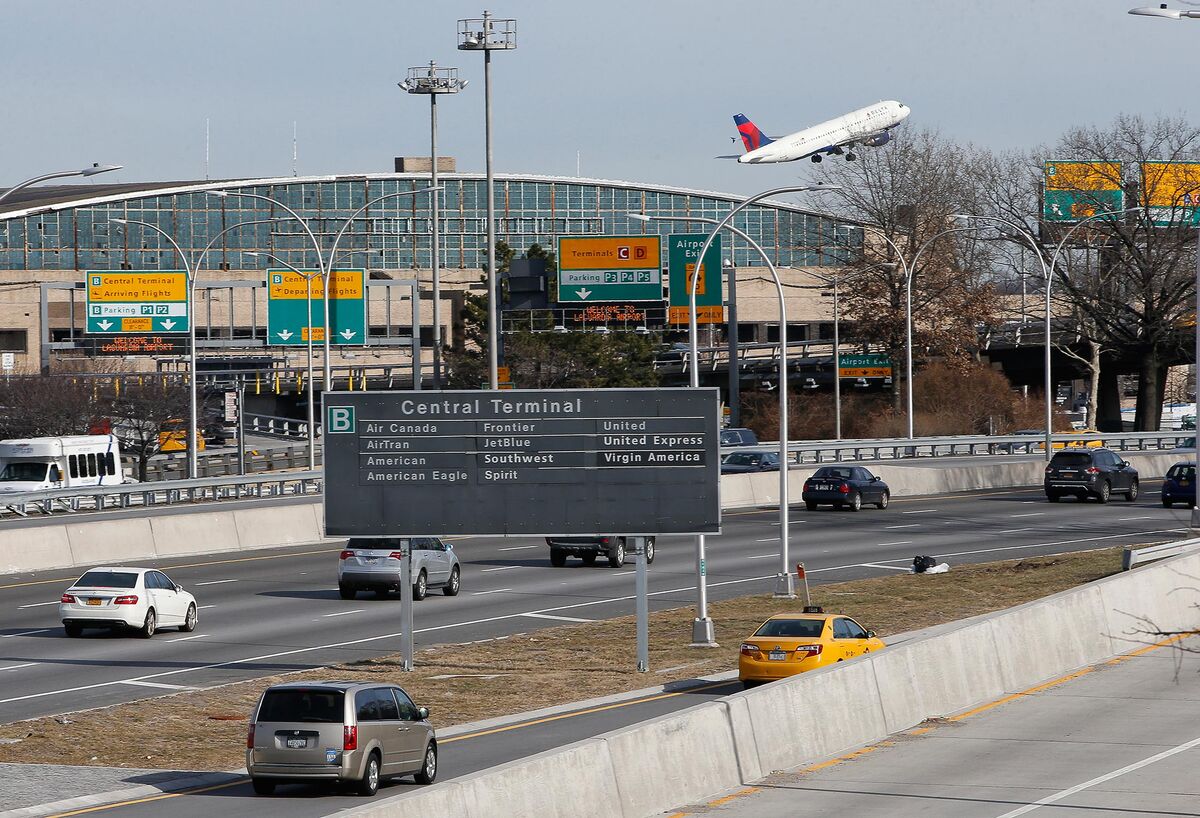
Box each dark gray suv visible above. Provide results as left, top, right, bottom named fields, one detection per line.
left=1044, top=447, right=1138, bottom=503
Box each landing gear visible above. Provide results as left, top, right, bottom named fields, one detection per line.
left=830, top=146, right=844, bottom=155
left=810, top=154, right=823, bottom=163
left=845, top=152, right=857, bottom=161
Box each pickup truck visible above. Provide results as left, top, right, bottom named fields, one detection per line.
left=545, top=536, right=656, bottom=568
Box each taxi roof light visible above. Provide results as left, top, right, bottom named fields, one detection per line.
left=802, top=605, right=823, bottom=614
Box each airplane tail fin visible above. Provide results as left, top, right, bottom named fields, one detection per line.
left=733, top=113, right=774, bottom=152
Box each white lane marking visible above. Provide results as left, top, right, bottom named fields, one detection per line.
left=521, top=613, right=593, bottom=623
left=877, top=541, right=912, bottom=546
left=884, top=524, right=920, bottom=530
left=498, top=545, right=540, bottom=551
left=194, top=579, right=238, bottom=586
left=1, top=531, right=1183, bottom=708
left=754, top=538, right=777, bottom=542
left=613, top=571, right=636, bottom=576
left=120, top=680, right=198, bottom=691
left=164, top=634, right=208, bottom=643
left=198, top=605, right=217, bottom=610
left=747, top=554, right=776, bottom=560
left=993, top=734, right=1200, bottom=818
left=0, top=629, right=52, bottom=639
left=321, top=609, right=364, bottom=618
left=470, top=588, right=511, bottom=596
left=1010, top=512, right=1046, bottom=518
left=998, top=528, right=1033, bottom=534
left=0, top=662, right=38, bottom=672
left=16, top=601, right=58, bottom=609
left=1118, top=516, right=1154, bottom=521
left=930, top=528, right=1186, bottom=561
left=901, top=509, right=939, bottom=514
left=859, top=563, right=910, bottom=572
left=1020, top=500, right=1038, bottom=504
left=482, top=565, right=521, bottom=572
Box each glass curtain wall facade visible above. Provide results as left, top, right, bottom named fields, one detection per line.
left=0, top=174, right=863, bottom=272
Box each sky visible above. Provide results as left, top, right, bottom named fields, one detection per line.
left=2, top=0, right=1196, bottom=198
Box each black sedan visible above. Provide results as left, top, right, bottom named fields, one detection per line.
left=721, top=451, right=781, bottom=474
left=801, top=466, right=890, bottom=511
left=1162, top=461, right=1196, bottom=508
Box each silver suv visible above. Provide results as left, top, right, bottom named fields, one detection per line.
left=337, top=537, right=461, bottom=600
left=246, top=681, right=436, bottom=796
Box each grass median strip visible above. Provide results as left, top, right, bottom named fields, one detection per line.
left=0, top=547, right=1123, bottom=771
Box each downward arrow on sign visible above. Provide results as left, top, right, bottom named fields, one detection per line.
left=277, top=330, right=294, bottom=340
left=339, top=330, right=357, bottom=340
left=97, top=320, right=113, bottom=331
left=575, top=288, right=592, bottom=300
left=160, top=320, right=176, bottom=330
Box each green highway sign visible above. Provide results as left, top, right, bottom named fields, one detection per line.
left=556, top=236, right=663, bottom=303
left=668, top=234, right=723, bottom=325
left=267, top=269, right=366, bottom=346
left=86, top=271, right=189, bottom=334
left=838, top=353, right=892, bottom=378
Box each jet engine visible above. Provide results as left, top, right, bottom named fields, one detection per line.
left=863, top=130, right=891, bottom=147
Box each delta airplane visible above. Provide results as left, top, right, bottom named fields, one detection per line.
left=724, top=100, right=910, bottom=164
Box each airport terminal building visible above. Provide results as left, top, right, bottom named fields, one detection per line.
left=0, top=171, right=864, bottom=376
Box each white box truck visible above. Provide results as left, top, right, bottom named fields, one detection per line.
left=0, top=434, right=124, bottom=494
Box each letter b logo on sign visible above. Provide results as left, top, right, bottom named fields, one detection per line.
left=327, top=406, right=355, bottom=434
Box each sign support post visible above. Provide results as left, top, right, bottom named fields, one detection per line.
left=401, top=539, right=414, bottom=672
left=236, top=376, right=247, bottom=476
left=634, top=536, right=649, bottom=673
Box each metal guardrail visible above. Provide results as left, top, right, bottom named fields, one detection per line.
left=727, top=431, right=1194, bottom=465
left=244, top=414, right=313, bottom=441
left=1122, top=537, right=1200, bottom=570
left=142, top=443, right=321, bottom=481
left=0, top=471, right=322, bottom=519
left=1, top=431, right=1190, bottom=522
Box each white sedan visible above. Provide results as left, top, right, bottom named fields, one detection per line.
left=59, top=566, right=198, bottom=638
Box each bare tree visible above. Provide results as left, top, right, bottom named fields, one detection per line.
left=0, top=375, right=99, bottom=439
left=105, top=378, right=192, bottom=481
left=804, top=128, right=1003, bottom=418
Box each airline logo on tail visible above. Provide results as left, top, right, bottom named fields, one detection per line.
left=734, top=114, right=773, bottom=152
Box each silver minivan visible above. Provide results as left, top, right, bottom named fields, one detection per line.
left=337, top=537, right=461, bottom=600
left=247, top=681, right=437, bottom=796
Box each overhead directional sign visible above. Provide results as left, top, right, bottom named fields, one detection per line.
left=1043, top=161, right=1124, bottom=222
left=668, top=234, right=723, bottom=324
left=838, top=353, right=892, bottom=378
left=86, top=271, right=189, bottom=334
left=322, top=388, right=721, bottom=537
left=556, top=236, right=662, bottom=303
left=1141, top=161, right=1200, bottom=226
left=267, top=269, right=365, bottom=346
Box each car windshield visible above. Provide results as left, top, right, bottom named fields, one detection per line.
left=0, top=462, right=49, bottom=482
left=1168, top=464, right=1196, bottom=480
left=753, top=618, right=825, bottom=638
left=1051, top=453, right=1092, bottom=467
left=74, top=570, right=138, bottom=588
left=725, top=453, right=756, bottom=466
left=812, top=468, right=852, bottom=480
left=258, top=689, right=344, bottom=723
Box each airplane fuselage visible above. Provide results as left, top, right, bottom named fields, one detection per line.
left=739, top=101, right=910, bottom=164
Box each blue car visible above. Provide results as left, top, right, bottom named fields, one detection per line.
left=1162, top=462, right=1196, bottom=508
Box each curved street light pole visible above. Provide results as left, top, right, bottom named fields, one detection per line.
left=109, top=218, right=200, bottom=479
left=870, top=226, right=979, bottom=440
left=209, top=187, right=438, bottom=392
left=249, top=252, right=319, bottom=470
left=0, top=164, right=122, bottom=209
left=632, top=212, right=797, bottom=605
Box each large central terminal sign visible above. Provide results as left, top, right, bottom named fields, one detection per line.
left=322, top=389, right=720, bottom=537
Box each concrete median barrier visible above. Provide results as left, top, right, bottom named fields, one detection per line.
left=232, top=503, right=323, bottom=550
left=149, top=513, right=241, bottom=558
left=65, top=518, right=156, bottom=566
left=1099, top=551, right=1200, bottom=646
left=0, top=524, right=73, bottom=574
left=604, top=702, right=742, bottom=818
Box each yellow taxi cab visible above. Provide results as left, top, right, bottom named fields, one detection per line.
left=158, top=420, right=206, bottom=453
left=1035, top=429, right=1105, bottom=451
left=738, top=607, right=885, bottom=689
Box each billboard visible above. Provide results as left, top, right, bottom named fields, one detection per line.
left=1141, top=162, right=1200, bottom=226
left=322, top=388, right=721, bottom=537
left=1043, top=161, right=1123, bottom=222
left=556, top=236, right=663, bottom=302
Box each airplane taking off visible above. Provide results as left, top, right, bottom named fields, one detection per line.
left=724, top=100, right=910, bottom=164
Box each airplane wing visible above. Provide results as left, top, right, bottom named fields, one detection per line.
left=715, top=155, right=742, bottom=160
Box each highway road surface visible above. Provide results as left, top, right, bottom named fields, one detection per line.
left=666, top=636, right=1200, bottom=818
left=0, top=485, right=1188, bottom=726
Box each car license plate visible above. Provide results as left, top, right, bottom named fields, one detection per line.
left=768, top=650, right=788, bottom=661
left=86, top=598, right=102, bottom=606
left=814, top=483, right=832, bottom=491
left=286, top=737, right=306, bottom=749
left=363, top=557, right=378, bottom=564
left=1061, top=471, right=1076, bottom=477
